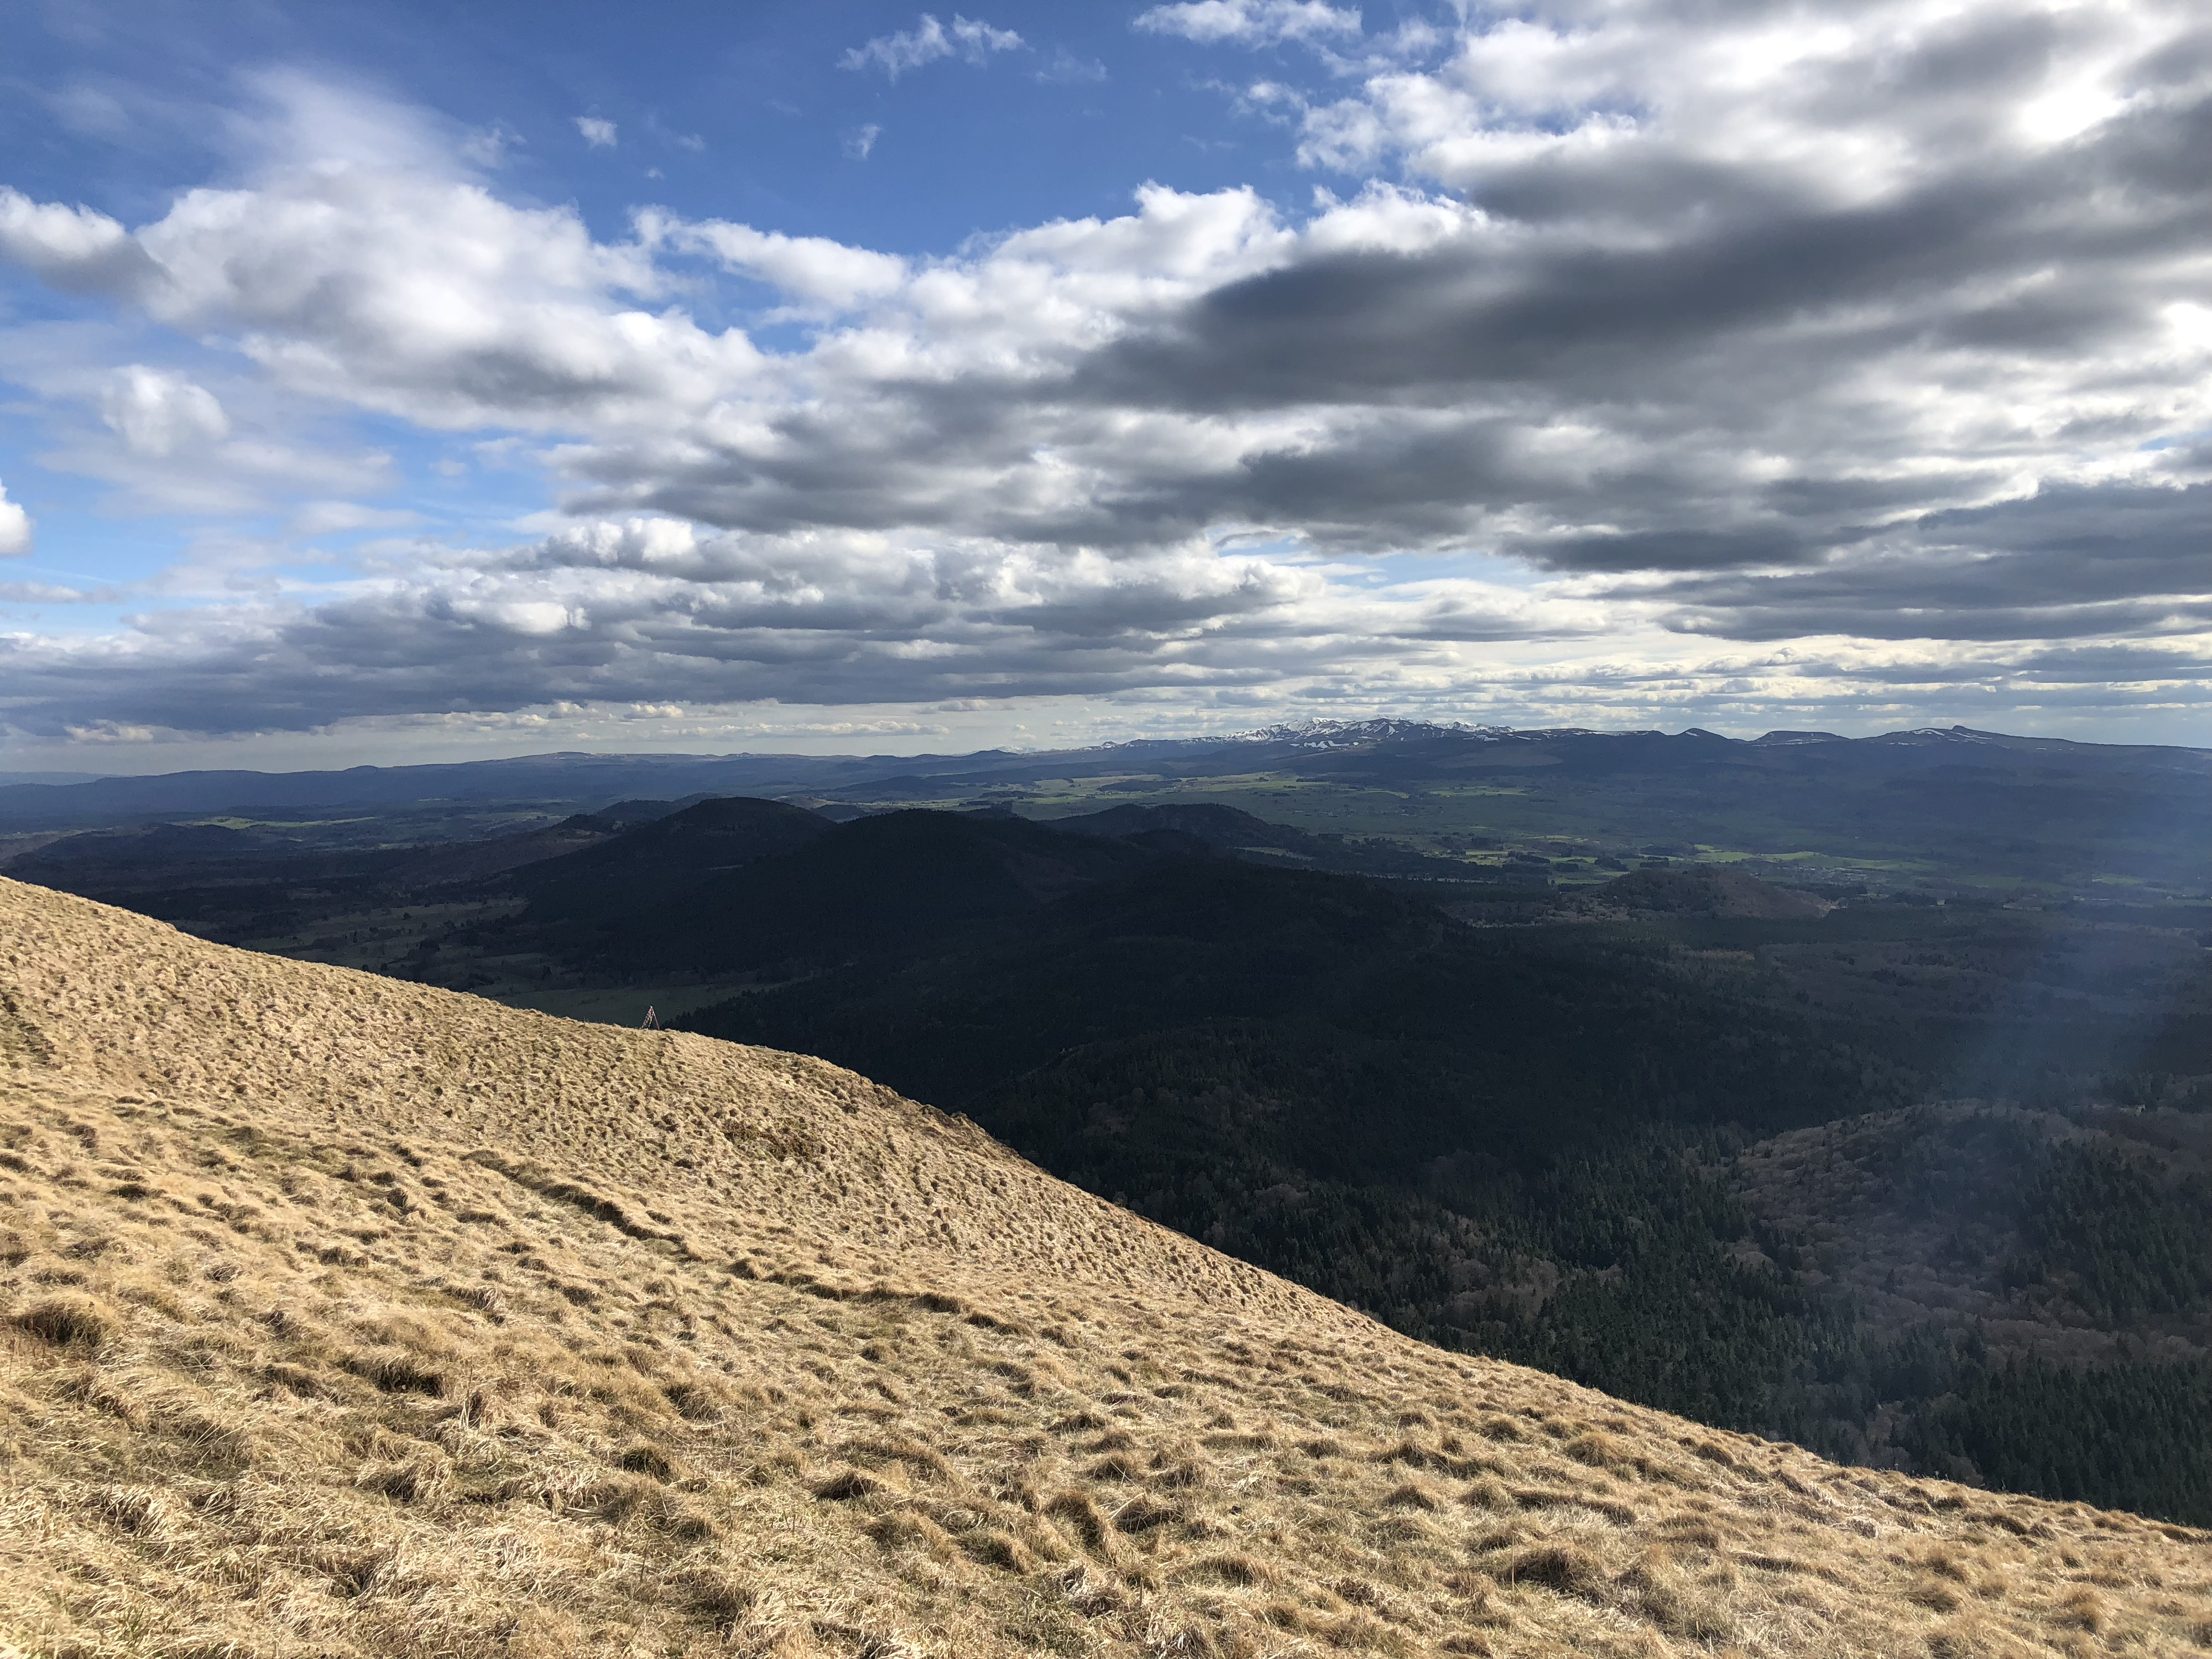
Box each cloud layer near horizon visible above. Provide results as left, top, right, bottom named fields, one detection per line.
left=2, top=0, right=2209, bottom=749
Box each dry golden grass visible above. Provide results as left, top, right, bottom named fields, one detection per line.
left=4, top=875, right=2211, bottom=1659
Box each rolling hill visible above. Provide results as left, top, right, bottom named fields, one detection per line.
left=4, top=875, right=2210, bottom=1658
left=509, top=796, right=834, bottom=928
left=5, top=719, right=2208, bottom=905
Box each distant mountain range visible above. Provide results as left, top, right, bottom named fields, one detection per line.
left=4, top=721, right=2207, bottom=833
left=0, top=770, right=111, bottom=787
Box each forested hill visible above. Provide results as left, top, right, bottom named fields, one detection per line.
left=666, top=818, right=2212, bottom=1522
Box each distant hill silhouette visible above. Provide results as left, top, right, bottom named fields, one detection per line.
left=13, top=821, right=281, bottom=865
left=612, top=807, right=1155, bottom=974
left=513, top=795, right=832, bottom=924
left=0, top=811, right=638, bottom=926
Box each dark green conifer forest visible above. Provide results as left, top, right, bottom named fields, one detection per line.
left=675, top=849, right=2212, bottom=1523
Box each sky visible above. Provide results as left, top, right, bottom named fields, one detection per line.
left=0, top=0, right=2208, bottom=771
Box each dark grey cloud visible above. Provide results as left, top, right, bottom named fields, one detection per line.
left=1651, top=484, right=2212, bottom=640
left=0, top=523, right=1427, bottom=735
left=1083, top=97, right=2207, bottom=415
left=566, top=56, right=2212, bottom=594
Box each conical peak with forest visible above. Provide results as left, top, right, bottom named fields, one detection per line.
left=3, top=874, right=2209, bottom=1659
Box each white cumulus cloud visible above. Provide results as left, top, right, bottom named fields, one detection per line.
left=842, top=13, right=1023, bottom=79
left=648, top=215, right=909, bottom=311
left=0, top=186, right=158, bottom=296
left=1135, top=0, right=1362, bottom=47
left=100, top=366, right=231, bottom=457
left=7, top=149, right=749, bottom=430
left=575, top=116, right=617, bottom=148
left=0, top=481, right=30, bottom=556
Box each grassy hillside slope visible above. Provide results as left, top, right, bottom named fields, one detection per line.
left=2, top=878, right=2209, bottom=1658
